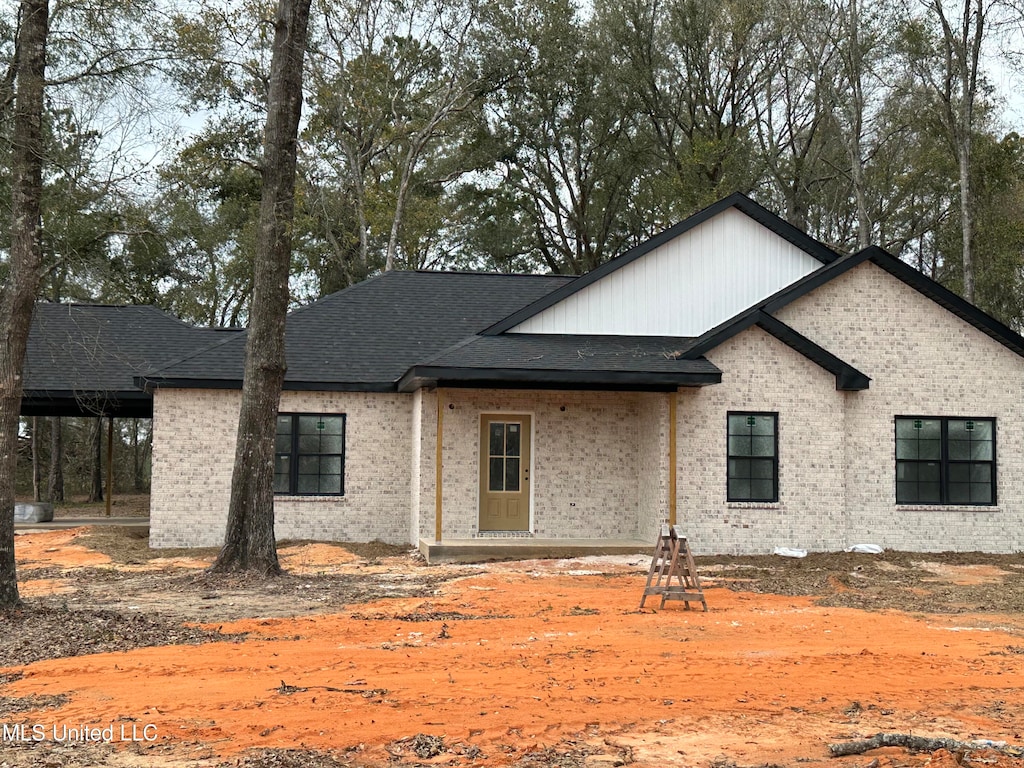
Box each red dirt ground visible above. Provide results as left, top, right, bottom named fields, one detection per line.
left=5, top=529, right=1024, bottom=767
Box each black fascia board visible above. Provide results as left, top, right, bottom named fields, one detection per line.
left=866, top=248, right=1024, bottom=357
left=134, top=376, right=398, bottom=393
left=682, top=248, right=876, bottom=359
left=21, top=391, right=154, bottom=418
left=481, top=192, right=842, bottom=337
left=397, top=365, right=722, bottom=393
left=753, top=312, right=871, bottom=391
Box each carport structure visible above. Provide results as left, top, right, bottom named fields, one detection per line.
left=22, top=303, right=236, bottom=513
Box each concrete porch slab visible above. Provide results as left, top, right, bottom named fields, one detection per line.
left=15, top=517, right=150, bottom=533
left=419, top=537, right=650, bottom=564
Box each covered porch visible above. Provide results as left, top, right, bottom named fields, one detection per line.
left=408, top=335, right=720, bottom=563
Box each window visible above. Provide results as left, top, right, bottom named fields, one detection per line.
left=274, top=413, right=346, bottom=496
left=727, top=412, right=778, bottom=502
left=895, top=417, right=995, bottom=505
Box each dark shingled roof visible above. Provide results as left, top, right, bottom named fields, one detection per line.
left=397, top=334, right=721, bottom=391
left=140, top=271, right=579, bottom=391
left=24, top=303, right=237, bottom=416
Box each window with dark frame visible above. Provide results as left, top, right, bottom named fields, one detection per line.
left=274, top=413, right=346, bottom=496
left=727, top=412, right=778, bottom=502
left=895, top=417, right=995, bottom=505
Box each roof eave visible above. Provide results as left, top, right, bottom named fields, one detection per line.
left=135, top=376, right=399, bottom=393
left=397, top=365, right=722, bottom=393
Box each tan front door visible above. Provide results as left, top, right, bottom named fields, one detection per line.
left=479, top=414, right=531, bottom=531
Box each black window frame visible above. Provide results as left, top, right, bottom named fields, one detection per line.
left=895, top=416, right=996, bottom=506
left=274, top=412, right=346, bottom=497
left=726, top=411, right=779, bottom=503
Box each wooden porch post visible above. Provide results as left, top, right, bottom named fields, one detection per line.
left=105, top=416, right=114, bottom=518
left=435, top=388, right=444, bottom=543
left=668, top=392, right=677, bottom=527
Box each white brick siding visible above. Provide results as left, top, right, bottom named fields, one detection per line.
left=417, top=389, right=663, bottom=541
left=678, top=327, right=847, bottom=555
left=776, top=262, right=1024, bottom=553
left=152, top=387, right=667, bottom=548
left=150, top=389, right=413, bottom=548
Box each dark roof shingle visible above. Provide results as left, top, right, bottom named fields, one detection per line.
left=24, top=303, right=236, bottom=416
left=141, top=271, right=577, bottom=390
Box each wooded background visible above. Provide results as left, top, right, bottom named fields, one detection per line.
left=5, top=0, right=1024, bottom=499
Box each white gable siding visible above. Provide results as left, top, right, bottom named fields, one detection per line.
left=512, top=207, right=823, bottom=336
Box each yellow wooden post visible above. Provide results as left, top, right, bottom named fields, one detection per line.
left=105, top=416, right=114, bottom=518
left=668, top=392, right=677, bottom=527
left=435, top=389, right=444, bottom=543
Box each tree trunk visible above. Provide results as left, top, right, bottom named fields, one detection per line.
left=0, top=0, right=49, bottom=609
left=131, top=418, right=147, bottom=492
left=47, top=415, right=64, bottom=502
left=210, top=0, right=312, bottom=575
left=959, top=135, right=974, bottom=302
left=31, top=417, right=42, bottom=502
left=88, top=418, right=103, bottom=503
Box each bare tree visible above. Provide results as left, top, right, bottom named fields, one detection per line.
left=0, top=0, right=50, bottom=609
left=210, top=0, right=312, bottom=575
left=48, top=416, right=64, bottom=502
left=911, top=0, right=991, bottom=301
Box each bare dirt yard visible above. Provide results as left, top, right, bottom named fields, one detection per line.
left=3, top=525, right=1024, bottom=768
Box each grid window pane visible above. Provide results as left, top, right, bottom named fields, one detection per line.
left=274, top=413, right=345, bottom=496
left=318, top=474, right=342, bottom=495
left=971, top=482, right=993, bottom=504
left=919, top=482, right=941, bottom=502
left=728, top=435, right=752, bottom=456
left=298, top=415, right=320, bottom=435
left=727, top=413, right=777, bottom=502
left=948, top=483, right=970, bottom=504
left=896, top=482, right=917, bottom=502
left=728, top=479, right=751, bottom=499
left=297, top=474, right=319, bottom=494
left=895, top=417, right=995, bottom=506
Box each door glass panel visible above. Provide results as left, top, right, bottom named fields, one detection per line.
left=489, top=423, right=505, bottom=456
left=505, top=458, right=520, bottom=492
left=506, top=424, right=521, bottom=456
left=489, top=457, right=504, bottom=491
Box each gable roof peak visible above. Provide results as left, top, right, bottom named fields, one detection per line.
left=483, top=192, right=842, bottom=337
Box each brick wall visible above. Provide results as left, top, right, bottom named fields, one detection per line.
left=150, top=389, right=413, bottom=548
left=677, top=327, right=848, bottom=555
left=776, top=261, right=1024, bottom=552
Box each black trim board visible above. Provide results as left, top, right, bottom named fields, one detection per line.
left=482, top=192, right=842, bottom=336
left=135, top=376, right=398, bottom=393
left=21, top=391, right=153, bottom=418
left=683, top=305, right=871, bottom=391
left=684, top=245, right=1024, bottom=369
left=397, top=366, right=721, bottom=393
left=754, top=313, right=870, bottom=390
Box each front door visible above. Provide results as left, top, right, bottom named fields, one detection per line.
left=479, top=414, right=531, bottom=531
